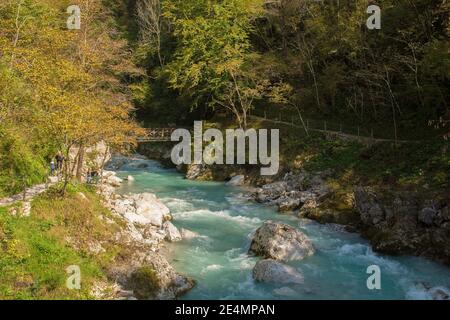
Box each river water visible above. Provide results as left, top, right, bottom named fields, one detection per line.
left=116, top=157, right=450, bottom=300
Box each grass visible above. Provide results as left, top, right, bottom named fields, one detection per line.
left=293, top=135, right=450, bottom=191
left=128, top=266, right=161, bottom=299
left=0, top=184, right=125, bottom=300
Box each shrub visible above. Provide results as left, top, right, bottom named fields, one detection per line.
left=0, top=128, right=47, bottom=197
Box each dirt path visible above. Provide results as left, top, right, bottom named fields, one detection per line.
left=249, top=115, right=421, bottom=145
left=0, top=177, right=58, bottom=207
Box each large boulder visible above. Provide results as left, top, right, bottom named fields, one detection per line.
left=130, top=193, right=172, bottom=227
left=143, top=253, right=195, bottom=299
left=163, top=221, right=182, bottom=242
left=253, top=259, right=304, bottom=285
left=102, top=170, right=123, bottom=187
left=107, top=175, right=123, bottom=187
left=111, top=193, right=172, bottom=228
left=112, top=198, right=135, bottom=216
left=249, top=221, right=315, bottom=262
left=118, top=252, right=195, bottom=300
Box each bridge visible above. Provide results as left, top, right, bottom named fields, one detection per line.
left=137, top=128, right=178, bottom=142
left=137, top=121, right=422, bottom=145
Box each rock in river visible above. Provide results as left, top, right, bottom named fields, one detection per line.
left=163, top=221, right=182, bottom=242
left=226, top=175, right=245, bottom=186
left=249, top=221, right=315, bottom=262
left=253, top=259, right=304, bottom=285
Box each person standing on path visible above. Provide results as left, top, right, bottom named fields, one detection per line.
left=50, top=161, right=56, bottom=176
left=55, top=151, right=65, bottom=172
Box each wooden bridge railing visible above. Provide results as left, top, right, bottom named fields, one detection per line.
left=137, top=128, right=177, bottom=142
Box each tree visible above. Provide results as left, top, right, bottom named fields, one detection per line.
left=136, top=0, right=164, bottom=66
left=0, top=0, right=144, bottom=193
left=163, top=0, right=265, bottom=127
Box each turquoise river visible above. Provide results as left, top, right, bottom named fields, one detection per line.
left=116, top=157, right=450, bottom=300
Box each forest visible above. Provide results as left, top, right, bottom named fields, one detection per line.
left=0, top=0, right=449, bottom=301
left=126, top=0, right=449, bottom=139
left=0, top=0, right=143, bottom=196
left=1, top=0, right=449, bottom=195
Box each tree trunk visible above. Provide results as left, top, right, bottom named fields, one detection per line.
left=75, top=144, right=85, bottom=181
left=61, top=146, right=72, bottom=196
left=99, top=145, right=110, bottom=183
left=295, top=104, right=309, bottom=136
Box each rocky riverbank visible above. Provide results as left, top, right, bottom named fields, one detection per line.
left=96, top=166, right=195, bottom=299
left=137, top=143, right=450, bottom=266
left=249, top=170, right=450, bottom=265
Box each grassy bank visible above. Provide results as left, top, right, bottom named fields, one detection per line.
left=0, top=184, right=126, bottom=300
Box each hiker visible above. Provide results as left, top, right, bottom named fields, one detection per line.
left=50, top=161, right=56, bottom=176
left=87, top=169, right=99, bottom=184
left=86, top=169, right=92, bottom=184
left=55, top=151, right=64, bottom=171
left=90, top=170, right=99, bottom=184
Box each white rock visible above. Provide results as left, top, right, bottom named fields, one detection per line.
left=127, top=175, right=135, bottom=182
left=180, top=228, right=199, bottom=240
left=163, top=221, right=182, bottom=242
left=226, top=175, right=245, bottom=186
left=102, top=170, right=116, bottom=178
left=107, top=175, right=123, bottom=187
left=253, top=259, right=304, bottom=284
left=122, top=210, right=153, bottom=226
left=112, top=198, right=134, bottom=216
left=130, top=193, right=172, bottom=227
left=249, top=221, right=315, bottom=262
left=110, top=192, right=173, bottom=230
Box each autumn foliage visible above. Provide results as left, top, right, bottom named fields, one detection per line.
left=0, top=0, right=144, bottom=194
